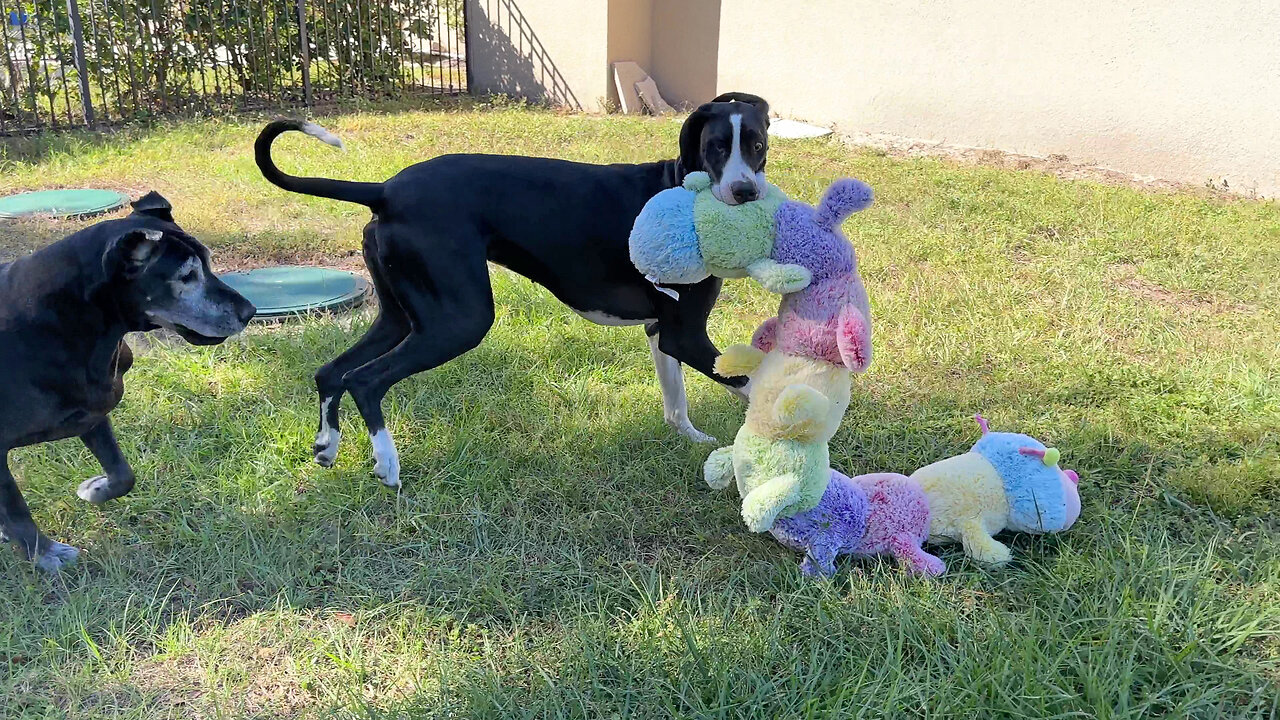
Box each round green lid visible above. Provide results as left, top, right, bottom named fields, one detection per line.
left=219, top=266, right=369, bottom=320
left=0, top=188, right=129, bottom=219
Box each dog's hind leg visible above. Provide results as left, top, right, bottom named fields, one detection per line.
left=76, top=419, right=136, bottom=504
left=343, top=222, right=495, bottom=487
left=646, top=325, right=716, bottom=444
left=1, top=452, right=78, bottom=571
left=312, top=224, right=410, bottom=467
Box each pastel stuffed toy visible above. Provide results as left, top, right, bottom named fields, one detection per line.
left=770, top=470, right=946, bottom=577
left=629, top=171, right=811, bottom=295
left=703, top=179, right=875, bottom=532
left=912, top=415, right=1082, bottom=565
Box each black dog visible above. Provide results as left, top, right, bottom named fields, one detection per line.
left=256, top=93, right=772, bottom=487
left=0, top=193, right=255, bottom=571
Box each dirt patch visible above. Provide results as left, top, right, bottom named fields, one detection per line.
left=838, top=131, right=1240, bottom=198
left=212, top=248, right=367, bottom=275
left=1111, top=264, right=1252, bottom=315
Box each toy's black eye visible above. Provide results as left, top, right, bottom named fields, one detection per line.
left=754, top=141, right=764, bottom=152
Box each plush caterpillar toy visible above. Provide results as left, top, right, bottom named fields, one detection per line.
left=766, top=415, right=1083, bottom=576
left=704, top=179, right=875, bottom=532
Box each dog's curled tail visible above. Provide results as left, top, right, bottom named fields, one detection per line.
left=255, top=119, right=383, bottom=209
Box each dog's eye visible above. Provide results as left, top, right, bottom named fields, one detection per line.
left=181, top=270, right=198, bottom=284
left=754, top=141, right=764, bottom=152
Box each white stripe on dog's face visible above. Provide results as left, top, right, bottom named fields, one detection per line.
left=712, top=114, right=764, bottom=206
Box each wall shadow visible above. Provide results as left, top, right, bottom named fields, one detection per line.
left=467, top=0, right=582, bottom=109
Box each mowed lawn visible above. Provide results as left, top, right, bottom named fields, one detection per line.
left=1, top=100, right=1278, bottom=718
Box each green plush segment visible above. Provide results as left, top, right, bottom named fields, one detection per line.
left=732, top=425, right=830, bottom=524
left=693, top=182, right=786, bottom=276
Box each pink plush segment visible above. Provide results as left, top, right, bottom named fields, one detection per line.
left=836, top=304, right=871, bottom=371
left=848, top=473, right=932, bottom=556
left=775, top=275, right=868, bottom=368
left=752, top=317, right=779, bottom=353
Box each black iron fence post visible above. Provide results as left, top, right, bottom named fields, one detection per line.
left=296, top=0, right=313, bottom=107
left=65, top=0, right=95, bottom=125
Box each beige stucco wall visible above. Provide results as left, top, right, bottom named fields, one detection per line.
left=467, top=1, right=1279, bottom=195
left=467, top=0, right=722, bottom=112
left=606, top=0, right=653, bottom=108
left=715, top=0, right=1280, bottom=196
left=648, top=0, right=720, bottom=110
left=466, top=0, right=608, bottom=110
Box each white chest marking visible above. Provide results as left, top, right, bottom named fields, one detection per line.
left=573, top=309, right=656, bottom=327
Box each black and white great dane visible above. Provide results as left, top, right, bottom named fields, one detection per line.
left=255, top=92, right=772, bottom=488
left=0, top=193, right=255, bottom=570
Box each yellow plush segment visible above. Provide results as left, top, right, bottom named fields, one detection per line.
left=912, top=452, right=1010, bottom=544
left=743, top=351, right=851, bottom=442
left=714, top=344, right=766, bottom=377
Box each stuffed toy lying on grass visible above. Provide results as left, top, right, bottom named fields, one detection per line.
left=770, top=469, right=946, bottom=577
left=912, top=414, right=1082, bottom=565
left=703, top=179, right=875, bottom=532
left=764, top=415, right=1082, bottom=577
left=629, top=171, right=812, bottom=295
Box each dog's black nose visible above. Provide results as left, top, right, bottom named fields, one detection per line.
left=730, top=181, right=759, bottom=204
left=236, top=300, right=257, bottom=325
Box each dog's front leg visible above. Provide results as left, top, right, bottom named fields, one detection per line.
left=656, top=278, right=750, bottom=401
left=1, top=452, right=79, bottom=571
left=76, top=419, right=137, bottom=504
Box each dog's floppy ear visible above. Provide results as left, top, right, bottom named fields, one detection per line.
left=131, top=191, right=174, bottom=222
left=710, top=92, right=770, bottom=126
left=678, top=102, right=715, bottom=176
left=102, top=229, right=163, bottom=279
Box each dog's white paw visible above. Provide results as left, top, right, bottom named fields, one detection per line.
left=35, top=541, right=80, bottom=572
left=725, top=380, right=752, bottom=403
left=76, top=475, right=115, bottom=504
left=370, top=429, right=401, bottom=487
left=671, top=419, right=717, bottom=445
left=313, top=428, right=341, bottom=468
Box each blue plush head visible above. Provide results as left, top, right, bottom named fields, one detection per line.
left=628, top=184, right=707, bottom=286
left=971, top=417, right=1081, bottom=534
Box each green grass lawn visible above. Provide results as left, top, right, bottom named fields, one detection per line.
left=1, top=99, right=1278, bottom=718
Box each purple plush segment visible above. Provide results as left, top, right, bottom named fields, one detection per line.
left=771, top=469, right=870, bottom=576
left=770, top=470, right=944, bottom=577
left=772, top=201, right=856, bottom=282
left=760, top=180, right=874, bottom=371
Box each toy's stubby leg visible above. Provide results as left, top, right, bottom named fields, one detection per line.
left=751, top=317, right=779, bottom=352
left=773, top=385, right=830, bottom=441
left=746, top=258, right=812, bottom=295
left=714, top=344, right=765, bottom=378
left=741, top=473, right=803, bottom=532
left=959, top=518, right=1012, bottom=565
left=704, top=446, right=735, bottom=490
left=800, top=544, right=839, bottom=577
left=887, top=534, right=946, bottom=576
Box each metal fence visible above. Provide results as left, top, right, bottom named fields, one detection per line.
left=0, top=0, right=467, bottom=133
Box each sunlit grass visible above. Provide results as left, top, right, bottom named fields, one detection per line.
left=1, top=101, right=1278, bottom=718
